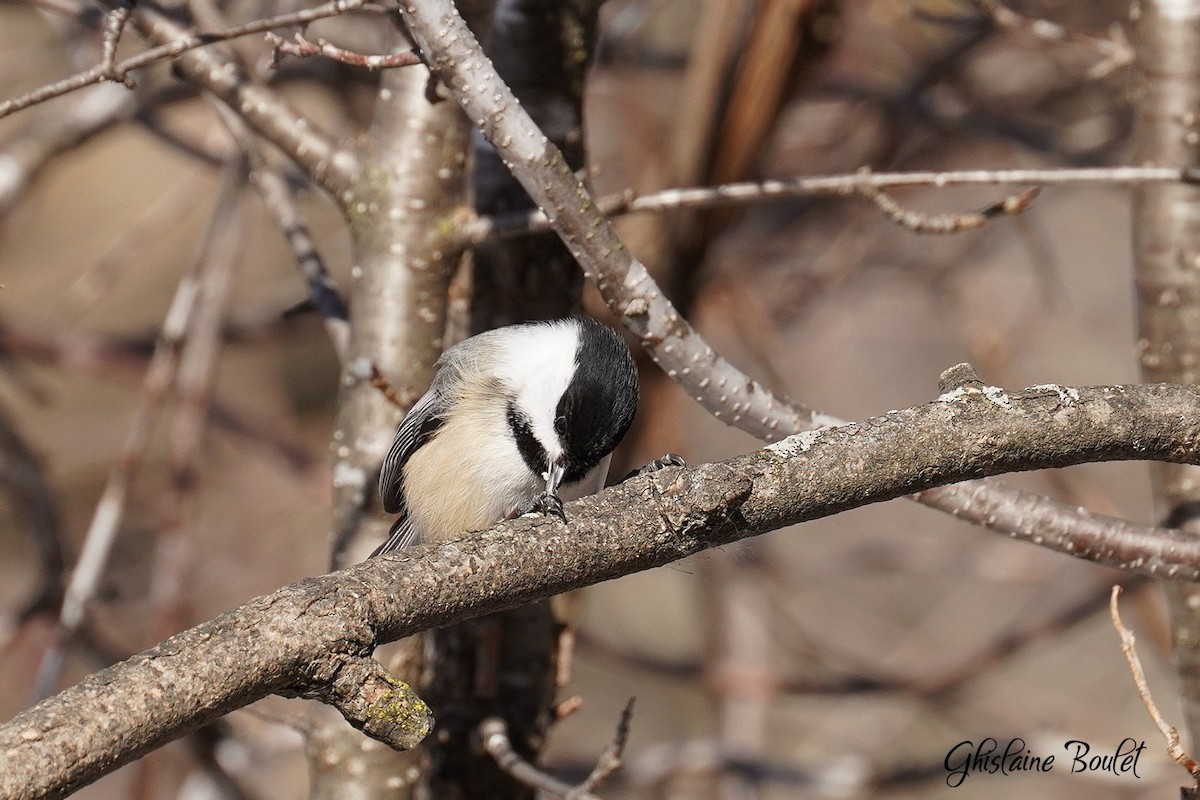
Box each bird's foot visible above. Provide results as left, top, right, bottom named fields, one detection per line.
left=510, top=491, right=567, bottom=523
left=622, top=453, right=686, bottom=481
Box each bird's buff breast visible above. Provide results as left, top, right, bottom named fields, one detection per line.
left=401, top=404, right=541, bottom=543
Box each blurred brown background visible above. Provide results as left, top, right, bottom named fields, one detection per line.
left=0, top=0, right=1180, bottom=797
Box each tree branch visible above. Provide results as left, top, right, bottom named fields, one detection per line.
left=461, top=165, right=1200, bottom=245
left=0, top=0, right=369, bottom=121
left=7, top=382, right=1200, bottom=798
left=123, top=4, right=357, bottom=197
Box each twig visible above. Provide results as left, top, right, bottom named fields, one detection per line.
left=976, top=0, right=1134, bottom=79
left=573, top=699, right=635, bottom=798
left=126, top=5, right=356, bottom=197
left=462, top=166, right=1199, bottom=245
left=481, top=717, right=591, bottom=799
left=250, top=160, right=350, bottom=361
left=1110, top=585, right=1200, bottom=779
left=368, top=362, right=412, bottom=409
left=0, top=0, right=368, bottom=121
left=854, top=169, right=1039, bottom=234
left=481, top=701, right=632, bottom=800
left=265, top=32, right=422, bottom=71
left=100, top=0, right=137, bottom=87
left=555, top=695, right=584, bottom=720
left=0, top=83, right=134, bottom=219
left=221, top=105, right=351, bottom=363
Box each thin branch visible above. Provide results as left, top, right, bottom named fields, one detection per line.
left=1, top=0, right=368, bottom=119
left=0, top=83, right=135, bottom=219
left=481, top=717, right=595, bottom=799
left=910, top=476, right=1200, bottom=578
left=124, top=5, right=356, bottom=197
left=462, top=166, right=1200, bottom=245
left=572, top=699, right=635, bottom=798
left=481, top=699, right=632, bottom=800
left=854, top=170, right=1039, bottom=234
left=1, top=0, right=367, bottom=198
left=975, top=0, right=1134, bottom=78
left=1110, top=586, right=1200, bottom=779
left=99, top=0, right=137, bottom=87
left=220, top=104, right=351, bottom=363
left=367, top=362, right=413, bottom=409
left=10, top=381, right=1200, bottom=797
left=265, top=32, right=422, bottom=71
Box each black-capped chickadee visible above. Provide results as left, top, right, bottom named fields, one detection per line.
left=372, top=317, right=639, bottom=555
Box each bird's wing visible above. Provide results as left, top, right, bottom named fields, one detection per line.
left=370, top=514, right=419, bottom=557
left=378, top=385, right=447, bottom=515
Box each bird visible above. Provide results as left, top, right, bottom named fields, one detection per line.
left=372, top=316, right=639, bottom=556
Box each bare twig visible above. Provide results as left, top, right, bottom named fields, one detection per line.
left=265, top=32, right=422, bottom=71
left=481, top=716, right=595, bottom=799
left=125, top=5, right=355, bottom=197
left=0, top=83, right=134, bottom=219
left=975, top=0, right=1134, bottom=78
left=482, top=702, right=633, bottom=800
left=222, top=104, right=351, bottom=363
left=573, top=699, right=635, bottom=797
left=367, top=362, right=412, bottom=410
left=1110, top=586, right=1200, bottom=779
left=99, top=0, right=137, bottom=87
left=462, top=166, right=1199, bottom=245
left=854, top=169, right=1039, bottom=234
left=0, top=0, right=368, bottom=139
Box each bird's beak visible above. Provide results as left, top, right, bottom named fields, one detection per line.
left=545, top=460, right=566, bottom=496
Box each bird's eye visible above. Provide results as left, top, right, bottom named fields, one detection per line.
left=554, top=416, right=567, bottom=436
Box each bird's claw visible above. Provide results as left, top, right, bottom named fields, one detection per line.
left=623, top=453, right=686, bottom=481
left=512, top=491, right=567, bottom=523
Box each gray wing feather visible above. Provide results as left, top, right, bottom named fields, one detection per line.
left=374, top=336, right=494, bottom=556
left=378, top=385, right=447, bottom=514
left=370, top=514, right=419, bottom=557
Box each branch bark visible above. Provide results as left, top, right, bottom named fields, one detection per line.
left=7, top=382, right=1200, bottom=798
